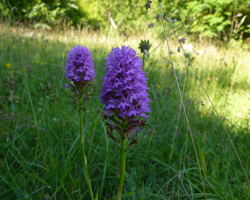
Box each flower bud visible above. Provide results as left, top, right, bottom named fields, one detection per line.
left=177, top=47, right=181, bottom=52
left=156, top=14, right=161, bottom=21
left=166, top=17, right=170, bottom=23
left=185, top=18, right=191, bottom=25
left=179, top=38, right=186, bottom=44
left=145, top=2, right=151, bottom=9
left=172, top=18, right=177, bottom=24
left=148, top=23, right=154, bottom=28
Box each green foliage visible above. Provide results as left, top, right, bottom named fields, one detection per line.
left=2, top=0, right=80, bottom=29
left=2, top=0, right=250, bottom=41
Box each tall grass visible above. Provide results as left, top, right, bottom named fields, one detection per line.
left=0, top=16, right=250, bottom=199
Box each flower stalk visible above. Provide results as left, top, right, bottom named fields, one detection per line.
left=117, top=123, right=127, bottom=200
left=79, top=95, right=94, bottom=200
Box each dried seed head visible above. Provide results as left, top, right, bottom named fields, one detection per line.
left=145, top=2, right=151, bottom=9
left=156, top=14, right=161, bottom=21
left=46, top=81, right=51, bottom=92
left=172, top=18, right=177, bottom=23
left=148, top=23, right=154, bottom=28
left=143, top=49, right=150, bottom=57
left=179, top=38, right=186, bottom=44
left=40, top=83, right=45, bottom=91
left=166, top=17, right=170, bottom=23
left=177, top=47, right=181, bottom=52
left=185, top=18, right=191, bottom=25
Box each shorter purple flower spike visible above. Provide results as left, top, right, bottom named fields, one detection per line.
left=65, top=45, right=95, bottom=87
left=100, top=46, right=151, bottom=120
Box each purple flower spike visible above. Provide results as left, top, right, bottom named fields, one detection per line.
left=65, top=45, right=95, bottom=87
left=100, top=46, right=151, bottom=120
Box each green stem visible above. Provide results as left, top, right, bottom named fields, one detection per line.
left=79, top=97, right=94, bottom=200
left=142, top=53, right=145, bottom=70
left=117, top=132, right=127, bottom=200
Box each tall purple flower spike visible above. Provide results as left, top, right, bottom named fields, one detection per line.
left=65, top=45, right=95, bottom=87
left=100, top=46, right=151, bottom=120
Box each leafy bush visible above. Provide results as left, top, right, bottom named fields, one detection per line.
left=2, top=0, right=250, bottom=41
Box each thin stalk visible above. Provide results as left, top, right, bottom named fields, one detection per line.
left=117, top=124, right=127, bottom=200
left=171, top=24, right=250, bottom=187
left=159, top=2, right=207, bottom=200
left=79, top=96, right=94, bottom=200
left=142, top=53, right=145, bottom=70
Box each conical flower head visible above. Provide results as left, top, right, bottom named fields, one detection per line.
left=100, top=46, right=151, bottom=119
left=65, top=45, right=95, bottom=86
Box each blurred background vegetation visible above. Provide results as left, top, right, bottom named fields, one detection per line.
left=2, top=0, right=250, bottom=43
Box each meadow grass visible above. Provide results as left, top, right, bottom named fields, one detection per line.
left=0, top=22, right=250, bottom=199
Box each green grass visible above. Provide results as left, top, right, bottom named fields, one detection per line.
left=0, top=23, right=250, bottom=199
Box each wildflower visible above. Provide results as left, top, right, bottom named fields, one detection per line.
left=65, top=45, right=96, bottom=200
left=20, top=69, right=23, bottom=72
left=100, top=46, right=151, bottom=200
left=8, top=72, right=11, bottom=75
left=172, top=18, right=177, bottom=23
left=185, top=18, right=191, bottom=25
left=36, top=60, right=39, bottom=63
left=6, top=63, right=11, bottom=68
left=177, top=47, right=181, bottom=52
left=166, top=17, right=170, bottom=22
left=100, top=46, right=151, bottom=120
left=50, top=58, right=54, bottom=62
left=65, top=45, right=95, bottom=89
left=156, top=63, right=159, bottom=66
left=156, top=14, right=161, bottom=21
left=179, top=38, right=186, bottom=44
left=148, top=23, right=155, bottom=28
left=157, top=85, right=161, bottom=89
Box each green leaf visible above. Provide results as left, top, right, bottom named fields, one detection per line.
left=94, top=188, right=99, bottom=200
left=13, top=188, right=25, bottom=199
left=68, top=3, right=78, bottom=10
left=122, top=192, right=136, bottom=196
